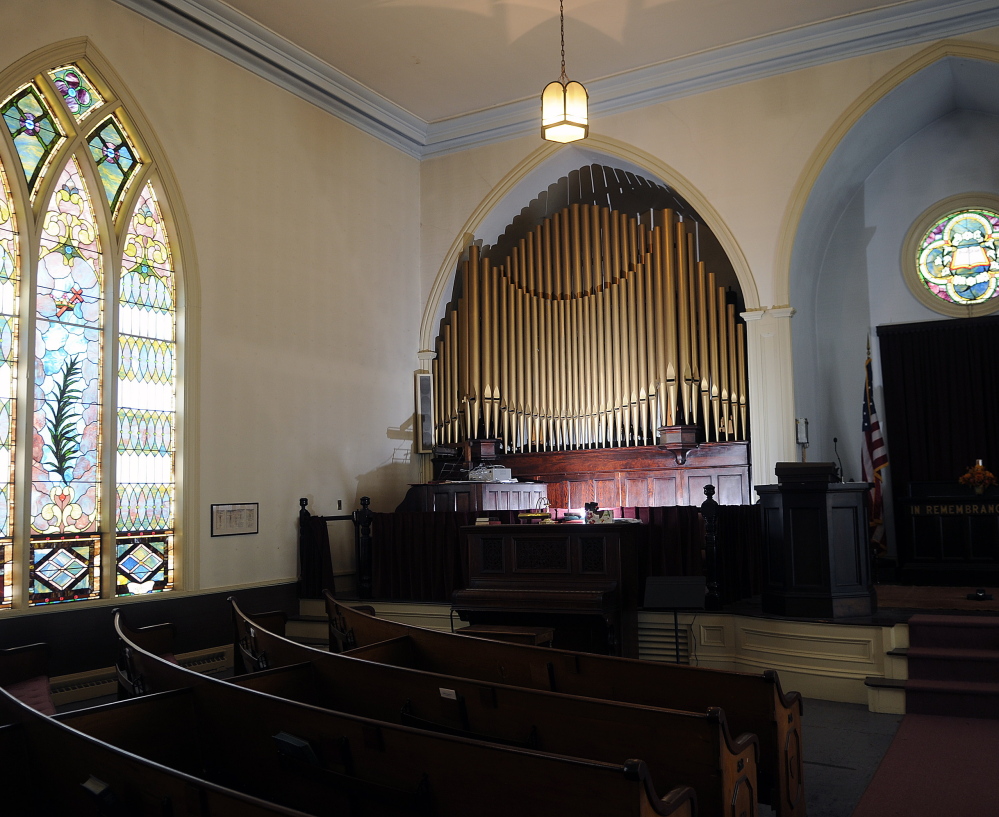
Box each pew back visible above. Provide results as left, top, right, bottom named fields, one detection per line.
left=0, top=686, right=313, bottom=816
left=327, top=591, right=804, bottom=817
left=232, top=597, right=758, bottom=817
left=117, top=610, right=697, bottom=817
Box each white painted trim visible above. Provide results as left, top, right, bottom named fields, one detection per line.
left=112, top=0, right=999, bottom=158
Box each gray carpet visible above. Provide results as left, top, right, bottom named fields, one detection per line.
left=757, top=698, right=903, bottom=817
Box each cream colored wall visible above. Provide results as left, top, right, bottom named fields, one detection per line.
left=1, top=0, right=423, bottom=593
left=418, top=30, right=999, bottom=485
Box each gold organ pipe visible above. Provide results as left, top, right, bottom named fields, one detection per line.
left=697, top=261, right=710, bottom=441
left=626, top=259, right=639, bottom=444
left=675, top=221, right=691, bottom=425
left=457, top=258, right=468, bottom=437
left=727, top=302, right=738, bottom=439
left=479, top=256, right=491, bottom=438
left=431, top=203, right=750, bottom=455
left=469, top=245, right=481, bottom=439
left=685, top=232, right=700, bottom=429
left=504, top=267, right=513, bottom=444
left=636, top=256, right=651, bottom=444
left=661, top=210, right=678, bottom=427
left=606, top=280, right=618, bottom=445
left=707, top=271, right=720, bottom=442
left=717, top=286, right=730, bottom=441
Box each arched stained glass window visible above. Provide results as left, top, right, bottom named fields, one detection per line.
left=0, top=55, right=180, bottom=609
left=115, top=182, right=175, bottom=596
left=0, top=158, right=19, bottom=607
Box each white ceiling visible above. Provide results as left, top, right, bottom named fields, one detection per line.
left=115, top=0, right=999, bottom=156
left=215, top=0, right=917, bottom=123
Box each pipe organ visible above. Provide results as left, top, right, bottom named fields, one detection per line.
left=433, top=203, right=747, bottom=454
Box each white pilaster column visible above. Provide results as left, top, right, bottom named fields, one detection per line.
left=741, top=306, right=797, bottom=491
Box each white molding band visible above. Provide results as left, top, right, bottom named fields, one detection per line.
left=113, top=0, right=999, bottom=159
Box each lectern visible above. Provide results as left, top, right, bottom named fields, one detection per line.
left=757, top=463, right=875, bottom=617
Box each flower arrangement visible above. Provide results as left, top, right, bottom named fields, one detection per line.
left=959, top=461, right=997, bottom=494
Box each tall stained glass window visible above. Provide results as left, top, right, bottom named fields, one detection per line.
left=0, top=158, right=18, bottom=607
left=116, top=182, right=175, bottom=596
left=916, top=209, right=999, bottom=307
left=0, top=58, right=179, bottom=609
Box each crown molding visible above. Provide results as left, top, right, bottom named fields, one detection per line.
left=113, top=0, right=999, bottom=160
left=111, top=0, right=428, bottom=157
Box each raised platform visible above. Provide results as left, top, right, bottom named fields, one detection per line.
left=308, top=585, right=999, bottom=718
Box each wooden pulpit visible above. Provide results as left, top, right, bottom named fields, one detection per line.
left=757, top=463, right=875, bottom=618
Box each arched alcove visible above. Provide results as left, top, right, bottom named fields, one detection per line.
left=787, top=46, right=999, bottom=557
left=420, top=137, right=759, bottom=357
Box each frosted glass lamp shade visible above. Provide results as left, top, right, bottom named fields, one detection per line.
left=541, top=79, right=588, bottom=143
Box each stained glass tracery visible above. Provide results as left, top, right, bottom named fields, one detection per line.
left=48, top=65, right=104, bottom=121
left=916, top=209, right=999, bottom=306
left=87, top=115, right=141, bottom=215
left=1, top=83, right=65, bottom=196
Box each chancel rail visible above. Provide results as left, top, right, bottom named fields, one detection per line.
left=433, top=203, right=747, bottom=452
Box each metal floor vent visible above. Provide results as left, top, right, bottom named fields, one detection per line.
left=638, top=621, right=693, bottom=665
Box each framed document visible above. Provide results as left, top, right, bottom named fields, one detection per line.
left=211, top=503, right=259, bottom=536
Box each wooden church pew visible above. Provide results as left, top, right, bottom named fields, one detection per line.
left=231, top=597, right=758, bottom=817
left=0, top=685, right=314, bottom=816
left=0, top=642, right=56, bottom=715
left=115, top=610, right=698, bottom=817
left=326, top=590, right=804, bottom=817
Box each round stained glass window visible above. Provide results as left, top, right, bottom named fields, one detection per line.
left=915, top=209, right=999, bottom=306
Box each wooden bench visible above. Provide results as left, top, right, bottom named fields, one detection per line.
left=232, top=597, right=758, bottom=817
left=327, top=590, right=805, bottom=817
left=0, top=684, right=313, bottom=816
left=116, top=610, right=697, bottom=817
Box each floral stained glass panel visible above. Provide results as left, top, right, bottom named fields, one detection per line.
left=31, top=157, right=103, bottom=580
left=116, top=183, right=174, bottom=595
left=87, top=116, right=141, bottom=216
left=0, top=157, right=17, bottom=608
left=48, top=65, right=103, bottom=122
left=1, top=83, right=65, bottom=196
left=916, top=209, right=999, bottom=305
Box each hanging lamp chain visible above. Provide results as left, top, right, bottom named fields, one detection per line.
left=559, top=0, right=568, bottom=83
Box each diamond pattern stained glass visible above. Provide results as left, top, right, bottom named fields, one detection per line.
left=30, top=534, right=100, bottom=604
left=116, top=532, right=171, bottom=596
left=48, top=65, right=104, bottom=122
left=1, top=83, right=65, bottom=197
left=917, top=209, right=999, bottom=305
left=87, top=116, right=141, bottom=216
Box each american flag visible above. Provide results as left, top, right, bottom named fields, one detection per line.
left=861, top=351, right=888, bottom=553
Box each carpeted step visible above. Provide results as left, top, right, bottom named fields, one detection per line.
left=905, top=678, right=999, bottom=719
left=907, top=614, right=999, bottom=650
left=907, top=646, right=999, bottom=683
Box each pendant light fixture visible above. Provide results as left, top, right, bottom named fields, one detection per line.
left=541, top=0, right=588, bottom=143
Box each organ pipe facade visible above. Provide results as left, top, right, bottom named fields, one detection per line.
left=433, top=204, right=747, bottom=453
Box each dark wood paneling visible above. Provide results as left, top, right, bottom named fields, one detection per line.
left=499, top=442, right=750, bottom=507
left=0, top=583, right=298, bottom=676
